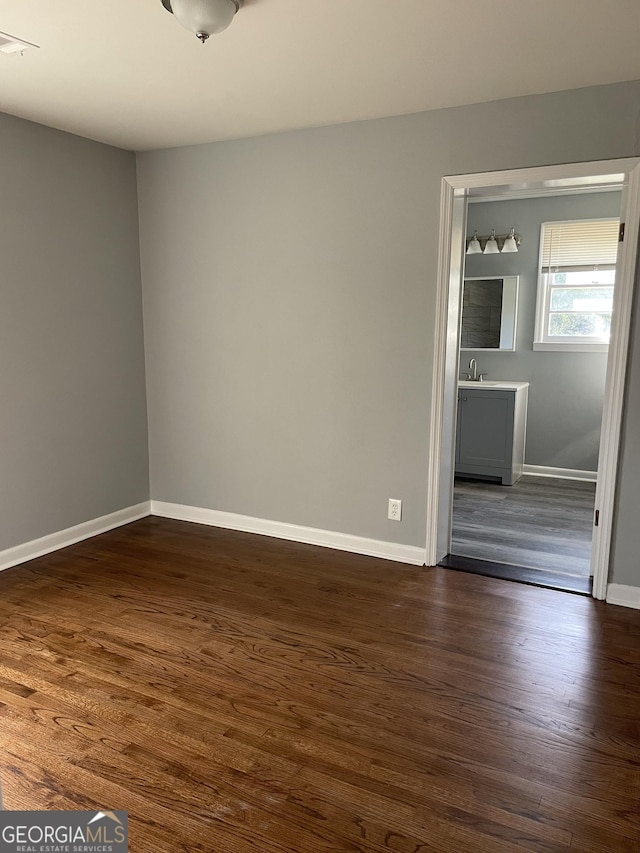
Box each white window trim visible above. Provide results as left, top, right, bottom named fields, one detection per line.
left=534, top=218, right=617, bottom=353
left=533, top=340, right=609, bottom=353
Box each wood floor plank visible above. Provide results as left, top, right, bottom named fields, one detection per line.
left=0, top=517, right=639, bottom=851
left=452, top=475, right=596, bottom=574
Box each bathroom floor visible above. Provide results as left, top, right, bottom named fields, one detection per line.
left=451, top=475, right=596, bottom=577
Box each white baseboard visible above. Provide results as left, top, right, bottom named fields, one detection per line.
left=606, top=583, right=640, bottom=610
left=0, top=501, right=151, bottom=573
left=151, top=501, right=427, bottom=566
left=522, top=464, right=597, bottom=483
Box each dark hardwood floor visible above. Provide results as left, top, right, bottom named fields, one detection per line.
left=452, top=475, right=596, bottom=576
left=1, top=517, right=639, bottom=852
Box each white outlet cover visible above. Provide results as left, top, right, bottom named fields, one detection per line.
left=388, top=499, right=402, bottom=521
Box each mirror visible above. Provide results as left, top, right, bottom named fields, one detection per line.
left=460, top=275, right=519, bottom=351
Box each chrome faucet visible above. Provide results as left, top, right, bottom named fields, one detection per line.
left=465, top=358, right=486, bottom=381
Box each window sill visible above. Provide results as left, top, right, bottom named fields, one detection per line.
left=533, top=341, right=609, bottom=353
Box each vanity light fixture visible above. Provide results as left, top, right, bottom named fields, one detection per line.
left=161, top=0, right=243, bottom=42
left=466, top=231, right=482, bottom=254
left=466, top=227, right=521, bottom=255
left=501, top=227, right=519, bottom=253
left=483, top=229, right=500, bottom=254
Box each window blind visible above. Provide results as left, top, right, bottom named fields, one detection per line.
left=540, top=218, right=620, bottom=272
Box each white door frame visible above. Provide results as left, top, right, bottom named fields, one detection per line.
left=425, top=158, right=640, bottom=600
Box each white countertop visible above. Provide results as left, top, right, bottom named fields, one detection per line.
left=458, top=380, right=529, bottom=390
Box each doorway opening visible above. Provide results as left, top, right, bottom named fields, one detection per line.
left=426, top=159, right=640, bottom=600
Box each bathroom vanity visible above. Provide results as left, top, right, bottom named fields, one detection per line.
left=456, top=381, right=529, bottom=485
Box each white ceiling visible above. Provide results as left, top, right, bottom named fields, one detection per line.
left=1, top=0, right=640, bottom=152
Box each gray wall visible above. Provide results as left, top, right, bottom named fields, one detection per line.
left=138, top=120, right=434, bottom=547
left=137, top=79, right=640, bottom=593
left=464, top=192, right=621, bottom=472
left=0, top=112, right=149, bottom=552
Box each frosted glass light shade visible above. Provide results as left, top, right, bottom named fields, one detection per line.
left=466, top=231, right=482, bottom=255
left=483, top=229, right=500, bottom=254
left=501, top=227, right=519, bottom=253
left=166, top=0, right=239, bottom=37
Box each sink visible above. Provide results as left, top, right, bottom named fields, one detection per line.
left=458, top=380, right=529, bottom=390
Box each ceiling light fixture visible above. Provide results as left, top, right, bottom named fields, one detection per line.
left=161, top=0, right=243, bottom=43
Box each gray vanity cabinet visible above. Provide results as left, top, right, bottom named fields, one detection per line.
left=455, top=383, right=529, bottom=485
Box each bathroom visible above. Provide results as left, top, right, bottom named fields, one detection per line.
left=448, top=187, right=621, bottom=589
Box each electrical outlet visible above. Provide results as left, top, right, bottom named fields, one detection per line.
left=388, top=498, right=402, bottom=521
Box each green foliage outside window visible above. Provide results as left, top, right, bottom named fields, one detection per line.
left=549, top=313, right=612, bottom=337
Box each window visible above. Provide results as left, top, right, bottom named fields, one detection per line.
left=534, top=217, right=620, bottom=351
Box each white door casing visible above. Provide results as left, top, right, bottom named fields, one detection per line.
left=426, top=159, right=640, bottom=601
